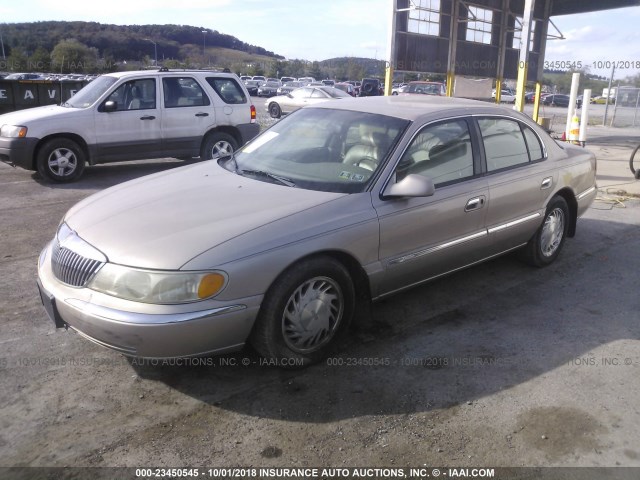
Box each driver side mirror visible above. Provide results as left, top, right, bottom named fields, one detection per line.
left=103, top=100, right=118, bottom=112
left=383, top=174, right=435, bottom=198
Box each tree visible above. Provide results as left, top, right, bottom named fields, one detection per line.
left=50, top=39, right=97, bottom=73
left=29, top=47, right=51, bottom=72
left=7, top=46, right=28, bottom=72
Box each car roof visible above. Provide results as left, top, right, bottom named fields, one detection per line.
left=310, top=95, right=514, bottom=121
left=103, top=69, right=237, bottom=79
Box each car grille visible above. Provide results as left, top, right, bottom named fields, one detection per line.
left=51, top=241, right=104, bottom=287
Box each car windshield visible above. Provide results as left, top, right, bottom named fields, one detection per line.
left=228, top=108, right=409, bottom=194
left=318, top=87, right=351, bottom=99
left=64, top=76, right=118, bottom=108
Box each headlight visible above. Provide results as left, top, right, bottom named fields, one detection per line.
left=88, top=264, right=227, bottom=304
left=0, top=125, right=28, bottom=138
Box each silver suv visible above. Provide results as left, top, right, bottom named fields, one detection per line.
left=0, top=68, right=259, bottom=182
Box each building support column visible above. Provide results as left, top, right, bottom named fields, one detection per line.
left=445, top=0, right=460, bottom=97
left=515, top=0, right=535, bottom=112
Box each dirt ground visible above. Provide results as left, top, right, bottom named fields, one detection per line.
left=1, top=123, right=639, bottom=479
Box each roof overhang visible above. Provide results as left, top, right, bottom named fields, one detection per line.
left=551, top=0, right=640, bottom=16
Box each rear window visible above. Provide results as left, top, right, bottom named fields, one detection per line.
left=206, top=77, right=247, bottom=104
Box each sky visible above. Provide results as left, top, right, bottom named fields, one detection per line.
left=1, top=0, right=640, bottom=80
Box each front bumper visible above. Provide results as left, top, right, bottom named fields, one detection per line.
left=0, top=136, right=39, bottom=170
left=37, top=242, right=262, bottom=359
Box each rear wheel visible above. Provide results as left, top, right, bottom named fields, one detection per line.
left=201, top=132, right=238, bottom=160
left=522, top=196, right=570, bottom=267
left=36, top=138, right=85, bottom=182
left=250, top=256, right=355, bottom=367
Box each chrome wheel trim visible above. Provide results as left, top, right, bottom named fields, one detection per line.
left=47, top=147, right=78, bottom=177
left=210, top=140, right=233, bottom=159
left=540, top=207, right=565, bottom=257
left=282, top=276, right=344, bottom=353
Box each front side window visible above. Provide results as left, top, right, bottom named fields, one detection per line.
left=395, top=119, right=474, bottom=185
left=206, top=77, right=247, bottom=104
left=104, top=78, right=156, bottom=111
left=163, top=77, right=210, bottom=108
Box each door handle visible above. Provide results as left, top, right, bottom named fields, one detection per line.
left=541, top=177, right=553, bottom=189
left=140, top=115, right=156, bottom=120
left=465, top=196, right=485, bottom=212
left=195, top=112, right=209, bottom=117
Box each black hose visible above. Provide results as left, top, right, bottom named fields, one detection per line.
left=631, top=144, right=640, bottom=179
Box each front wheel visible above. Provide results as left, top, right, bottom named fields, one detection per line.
left=36, top=138, right=86, bottom=182
left=250, top=256, right=355, bottom=367
left=521, top=196, right=570, bottom=267
left=268, top=102, right=282, bottom=119
left=201, top=132, right=238, bottom=160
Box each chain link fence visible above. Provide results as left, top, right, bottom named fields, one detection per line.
left=609, top=87, right=640, bottom=128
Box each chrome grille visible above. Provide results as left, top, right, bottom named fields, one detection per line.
left=51, top=241, right=104, bottom=287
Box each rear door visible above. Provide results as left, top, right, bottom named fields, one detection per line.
left=205, top=76, right=252, bottom=130
left=160, top=76, right=214, bottom=156
left=476, top=116, right=556, bottom=255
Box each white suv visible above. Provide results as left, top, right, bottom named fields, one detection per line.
left=0, top=68, right=259, bottom=182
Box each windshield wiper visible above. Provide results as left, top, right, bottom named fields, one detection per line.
left=239, top=169, right=296, bottom=187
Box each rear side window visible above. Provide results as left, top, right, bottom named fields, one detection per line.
left=522, top=125, right=544, bottom=161
left=478, top=118, right=530, bottom=172
left=163, top=77, right=210, bottom=108
left=206, top=77, right=247, bottom=104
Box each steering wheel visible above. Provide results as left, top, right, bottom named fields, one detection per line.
left=344, top=156, right=378, bottom=171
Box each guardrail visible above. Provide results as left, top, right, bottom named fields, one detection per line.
left=0, top=80, right=88, bottom=114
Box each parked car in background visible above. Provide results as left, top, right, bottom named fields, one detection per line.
left=392, top=84, right=409, bottom=95
left=404, top=81, right=446, bottom=96
left=244, top=80, right=261, bottom=96
left=542, top=94, right=582, bottom=108
left=334, top=82, right=356, bottom=96
left=492, top=89, right=516, bottom=103
left=592, top=96, right=614, bottom=105
left=37, top=96, right=597, bottom=366
left=257, top=80, right=281, bottom=97
left=3, top=72, right=44, bottom=80
left=524, top=92, right=536, bottom=103
left=297, top=77, right=315, bottom=85
left=277, top=81, right=304, bottom=96
left=321, top=80, right=335, bottom=87
left=266, top=85, right=350, bottom=118
left=346, top=81, right=362, bottom=96
left=0, top=69, right=259, bottom=182
left=252, top=75, right=266, bottom=82
left=280, top=76, right=295, bottom=84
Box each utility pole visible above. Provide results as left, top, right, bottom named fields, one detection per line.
left=0, top=25, right=6, bottom=60
left=145, top=39, right=157, bottom=67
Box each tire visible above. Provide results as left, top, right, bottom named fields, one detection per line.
left=521, top=196, right=570, bottom=267
left=36, top=138, right=86, bottom=182
left=268, top=102, right=282, bottom=119
left=201, top=132, right=238, bottom=160
left=250, top=256, right=355, bottom=367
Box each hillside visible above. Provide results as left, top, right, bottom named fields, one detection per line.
left=0, top=21, right=284, bottom=73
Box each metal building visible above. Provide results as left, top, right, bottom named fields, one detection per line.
left=386, top=0, right=640, bottom=116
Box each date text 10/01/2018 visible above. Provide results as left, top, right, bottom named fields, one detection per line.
left=542, top=60, right=640, bottom=70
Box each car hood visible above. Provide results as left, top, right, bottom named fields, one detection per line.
left=64, top=162, right=347, bottom=270
left=0, top=105, right=81, bottom=124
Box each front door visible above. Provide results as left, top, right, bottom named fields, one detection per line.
left=94, top=78, right=162, bottom=162
left=372, top=118, right=490, bottom=297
